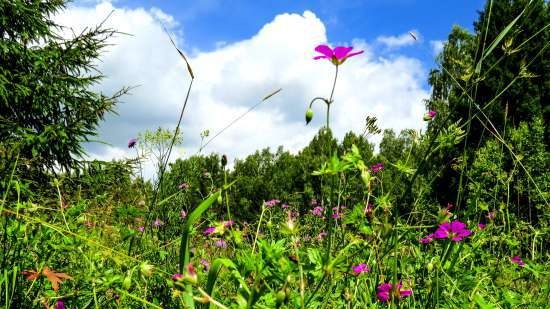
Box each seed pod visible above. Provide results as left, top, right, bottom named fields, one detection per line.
left=305, top=108, right=314, bottom=124
left=221, top=154, right=228, bottom=167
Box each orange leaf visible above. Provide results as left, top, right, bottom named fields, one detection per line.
left=21, top=269, right=40, bottom=280
left=42, top=266, right=71, bottom=291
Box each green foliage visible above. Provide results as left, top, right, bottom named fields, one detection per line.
left=0, top=0, right=126, bottom=172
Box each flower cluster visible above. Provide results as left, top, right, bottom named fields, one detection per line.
left=310, top=206, right=324, bottom=217
left=511, top=256, right=526, bottom=267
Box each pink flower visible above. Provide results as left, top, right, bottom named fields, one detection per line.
left=137, top=226, right=145, bottom=232
left=352, top=263, right=370, bottom=275
left=311, top=199, right=318, bottom=206
left=370, top=163, right=384, bottom=174
left=281, top=203, right=290, bottom=209
left=313, top=45, right=364, bottom=65
left=264, top=199, right=280, bottom=207
left=152, top=218, right=164, bottom=227
left=200, top=259, right=210, bottom=271
left=203, top=226, right=216, bottom=236
left=510, top=256, right=526, bottom=267
left=178, top=182, right=189, bottom=189
left=433, top=220, right=471, bottom=242
left=423, top=110, right=437, bottom=121
left=214, top=239, right=227, bottom=248
left=316, top=231, right=327, bottom=241
left=377, top=282, right=412, bottom=302
left=172, top=273, right=183, bottom=281
left=487, top=211, right=496, bottom=221
left=180, top=210, right=187, bottom=219
left=310, top=206, right=324, bottom=217
left=223, top=220, right=234, bottom=228
left=420, top=233, right=434, bottom=244
left=478, top=223, right=486, bottom=230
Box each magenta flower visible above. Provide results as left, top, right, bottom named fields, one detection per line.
left=56, top=301, right=66, bottom=309
left=423, top=110, right=437, bottom=121
left=172, top=273, right=183, bottom=281
left=420, top=233, right=434, bottom=244
left=332, top=206, right=344, bottom=219
left=314, top=45, right=364, bottom=65
left=478, top=223, right=486, bottom=230
left=264, top=199, right=281, bottom=207
left=370, top=163, right=384, bottom=174
left=352, top=263, right=370, bottom=275
left=214, top=239, right=227, bottom=248
left=316, top=231, right=327, bottom=241
left=178, top=182, right=189, bottom=189
left=137, top=226, right=145, bottom=232
left=223, top=220, right=234, bottom=228
left=128, top=138, right=137, bottom=148
left=377, top=282, right=412, bottom=302
left=203, top=226, right=216, bottom=236
left=152, top=218, right=164, bottom=227
left=433, top=220, right=472, bottom=242
left=311, top=206, right=324, bottom=217
left=510, top=256, right=526, bottom=267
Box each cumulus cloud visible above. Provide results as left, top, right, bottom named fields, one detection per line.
left=55, top=2, right=429, bottom=179
left=376, top=30, right=422, bottom=49
left=430, top=40, right=446, bottom=56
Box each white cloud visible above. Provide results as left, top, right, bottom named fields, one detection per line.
left=55, top=2, right=429, bottom=179
left=376, top=30, right=422, bottom=49
left=430, top=40, right=445, bottom=56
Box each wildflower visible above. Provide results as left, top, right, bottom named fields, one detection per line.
left=281, top=203, right=290, bottom=209
left=180, top=210, right=187, bottom=220
left=313, top=44, right=364, bottom=66
left=352, top=263, right=370, bottom=275
left=370, top=163, right=384, bottom=174
left=478, top=223, right=486, bottom=230
left=183, top=264, right=198, bottom=285
left=214, top=239, right=227, bottom=248
left=332, top=206, right=344, bottom=219
left=223, top=220, right=234, bottom=228
left=311, top=206, right=324, bottom=217
left=200, top=259, right=210, bottom=271
left=128, top=138, right=137, bottom=148
left=172, top=273, right=183, bottom=281
left=137, top=226, right=145, bottom=232
left=203, top=226, right=216, bottom=236
left=316, top=231, right=327, bottom=241
left=311, top=199, right=318, bottom=206
left=364, top=203, right=374, bottom=216
left=178, top=182, right=189, bottom=189
left=152, top=218, right=164, bottom=227
left=510, top=256, right=526, bottom=267
left=423, top=110, right=437, bottom=121
left=420, top=233, right=434, bottom=244
left=486, top=211, right=495, bottom=221
left=433, top=220, right=471, bottom=242
left=377, top=282, right=412, bottom=302
left=265, top=199, right=281, bottom=207
left=56, top=301, right=66, bottom=309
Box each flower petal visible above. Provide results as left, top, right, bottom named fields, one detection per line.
left=314, top=44, right=334, bottom=58
left=345, top=50, right=364, bottom=59
left=400, top=289, right=413, bottom=298
left=333, top=46, right=353, bottom=60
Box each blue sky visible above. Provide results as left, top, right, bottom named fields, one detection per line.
left=61, top=0, right=487, bottom=177
left=98, top=0, right=485, bottom=66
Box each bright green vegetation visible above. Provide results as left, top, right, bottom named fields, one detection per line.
left=1, top=0, right=548, bottom=308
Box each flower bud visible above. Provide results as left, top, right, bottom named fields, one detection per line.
left=305, top=108, right=314, bottom=124
left=139, top=262, right=154, bottom=277
left=423, top=110, right=437, bottom=121
left=221, top=154, right=228, bottom=167
left=217, top=194, right=223, bottom=205
left=123, top=275, right=132, bottom=290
